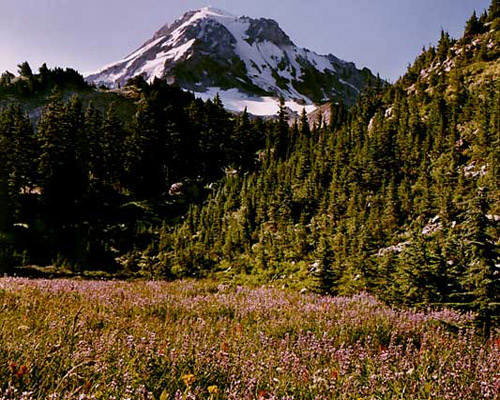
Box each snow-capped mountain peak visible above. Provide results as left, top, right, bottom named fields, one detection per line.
left=86, top=8, right=376, bottom=115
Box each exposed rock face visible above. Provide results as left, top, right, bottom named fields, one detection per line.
left=86, top=7, right=377, bottom=110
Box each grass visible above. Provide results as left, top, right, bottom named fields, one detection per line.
left=0, top=278, right=498, bottom=399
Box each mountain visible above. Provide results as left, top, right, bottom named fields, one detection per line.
left=86, top=7, right=376, bottom=115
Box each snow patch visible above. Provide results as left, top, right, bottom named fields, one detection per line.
left=194, top=87, right=316, bottom=116
left=157, top=38, right=196, bottom=62
left=99, top=36, right=166, bottom=74
left=136, top=39, right=196, bottom=82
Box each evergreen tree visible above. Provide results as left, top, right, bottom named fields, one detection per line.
left=37, top=92, right=86, bottom=265
left=313, top=236, right=336, bottom=294
left=17, top=62, right=33, bottom=78
left=274, top=97, right=289, bottom=159
left=462, top=189, right=500, bottom=337
left=102, top=103, right=125, bottom=191
left=465, top=11, right=483, bottom=37
left=488, top=0, right=499, bottom=21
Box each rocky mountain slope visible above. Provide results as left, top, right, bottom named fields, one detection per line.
left=86, top=7, right=376, bottom=114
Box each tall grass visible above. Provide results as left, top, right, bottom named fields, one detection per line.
left=0, top=278, right=498, bottom=399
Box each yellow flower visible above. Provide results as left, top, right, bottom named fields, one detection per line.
left=182, top=373, right=196, bottom=387
left=208, top=385, right=220, bottom=395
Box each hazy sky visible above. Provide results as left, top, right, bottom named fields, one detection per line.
left=0, top=0, right=491, bottom=82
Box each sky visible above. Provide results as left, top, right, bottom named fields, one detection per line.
left=0, top=0, right=491, bottom=82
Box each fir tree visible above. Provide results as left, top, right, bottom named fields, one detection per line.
left=17, top=62, right=33, bottom=78
left=465, top=11, right=483, bottom=37
left=274, top=96, right=289, bottom=159
left=462, top=189, right=500, bottom=337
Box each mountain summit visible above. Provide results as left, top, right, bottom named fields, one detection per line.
left=86, top=7, right=377, bottom=115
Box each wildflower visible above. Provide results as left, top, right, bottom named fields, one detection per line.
left=257, top=389, right=268, bottom=399
left=330, top=369, right=338, bottom=380
left=9, top=362, right=18, bottom=374
left=208, top=385, right=220, bottom=395
left=221, top=342, right=229, bottom=353
left=182, top=373, right=196, bottom=387
left=16, top=365, right=28, bottom=379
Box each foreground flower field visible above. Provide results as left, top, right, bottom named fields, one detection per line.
left=0, top=279, right=498, bottom=399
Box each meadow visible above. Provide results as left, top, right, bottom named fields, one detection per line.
left=0, top=278, right=499, bottom=400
